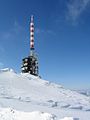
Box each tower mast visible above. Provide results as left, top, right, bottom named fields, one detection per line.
left=30, top=15, right=34, bottom=51
left=21, top=16, right=39, bottom=76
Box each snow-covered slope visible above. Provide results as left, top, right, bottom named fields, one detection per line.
left=0, top=68, right=90, bottom=120
left=76, top=89, right=90, bottom=97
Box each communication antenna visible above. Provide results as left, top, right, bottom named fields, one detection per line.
left=21, top=16, right=39, bottom=76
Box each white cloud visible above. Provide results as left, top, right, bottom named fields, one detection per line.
left=0, top=21, right=24, bottom=41
left=0, top=62, right=4, bottom=68
left=0, top=21, right=24, bottom=56
left=0, top=46, right=5, bottom=53
left=67, top=0, right=90, bottom=23
left=35, top=28, right=55, bottom=35
left=1, top=32, right=12, bottom=40
left=35, top=28, right=44, bottom=34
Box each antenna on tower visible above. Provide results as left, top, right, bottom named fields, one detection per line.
left=30, top=15, right=35, bottom=57
left=31, top=15, right=34, bottom=22
left=30, top=15, right=34, bottom=51
left=21, top=15, right=39, bottom=76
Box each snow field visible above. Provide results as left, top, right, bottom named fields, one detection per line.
left=0, top=68, right=90, bottom=120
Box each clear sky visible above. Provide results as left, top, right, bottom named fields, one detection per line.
left=0, top=0, right=90, bottom=89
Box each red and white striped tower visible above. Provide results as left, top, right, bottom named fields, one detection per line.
left=21, top=15, right=39, bottom=76
left=30, top=15, right=34, bottom=50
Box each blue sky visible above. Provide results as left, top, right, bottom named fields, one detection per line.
left=0, top=0, right=90, bottom=89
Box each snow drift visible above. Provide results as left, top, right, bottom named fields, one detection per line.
left=0, top=108, right=79, bottom=120
left=0, top=108, right=56, bottom=120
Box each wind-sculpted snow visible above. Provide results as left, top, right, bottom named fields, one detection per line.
left=0, top=69, right=90, bottom=120
left=60, top=117, right=79, bottom=120
left=0, top=68, right=15, bottom=73
left=0, top=108, right=56, bottom=120
left=0, top=108, right=79, bottom=120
